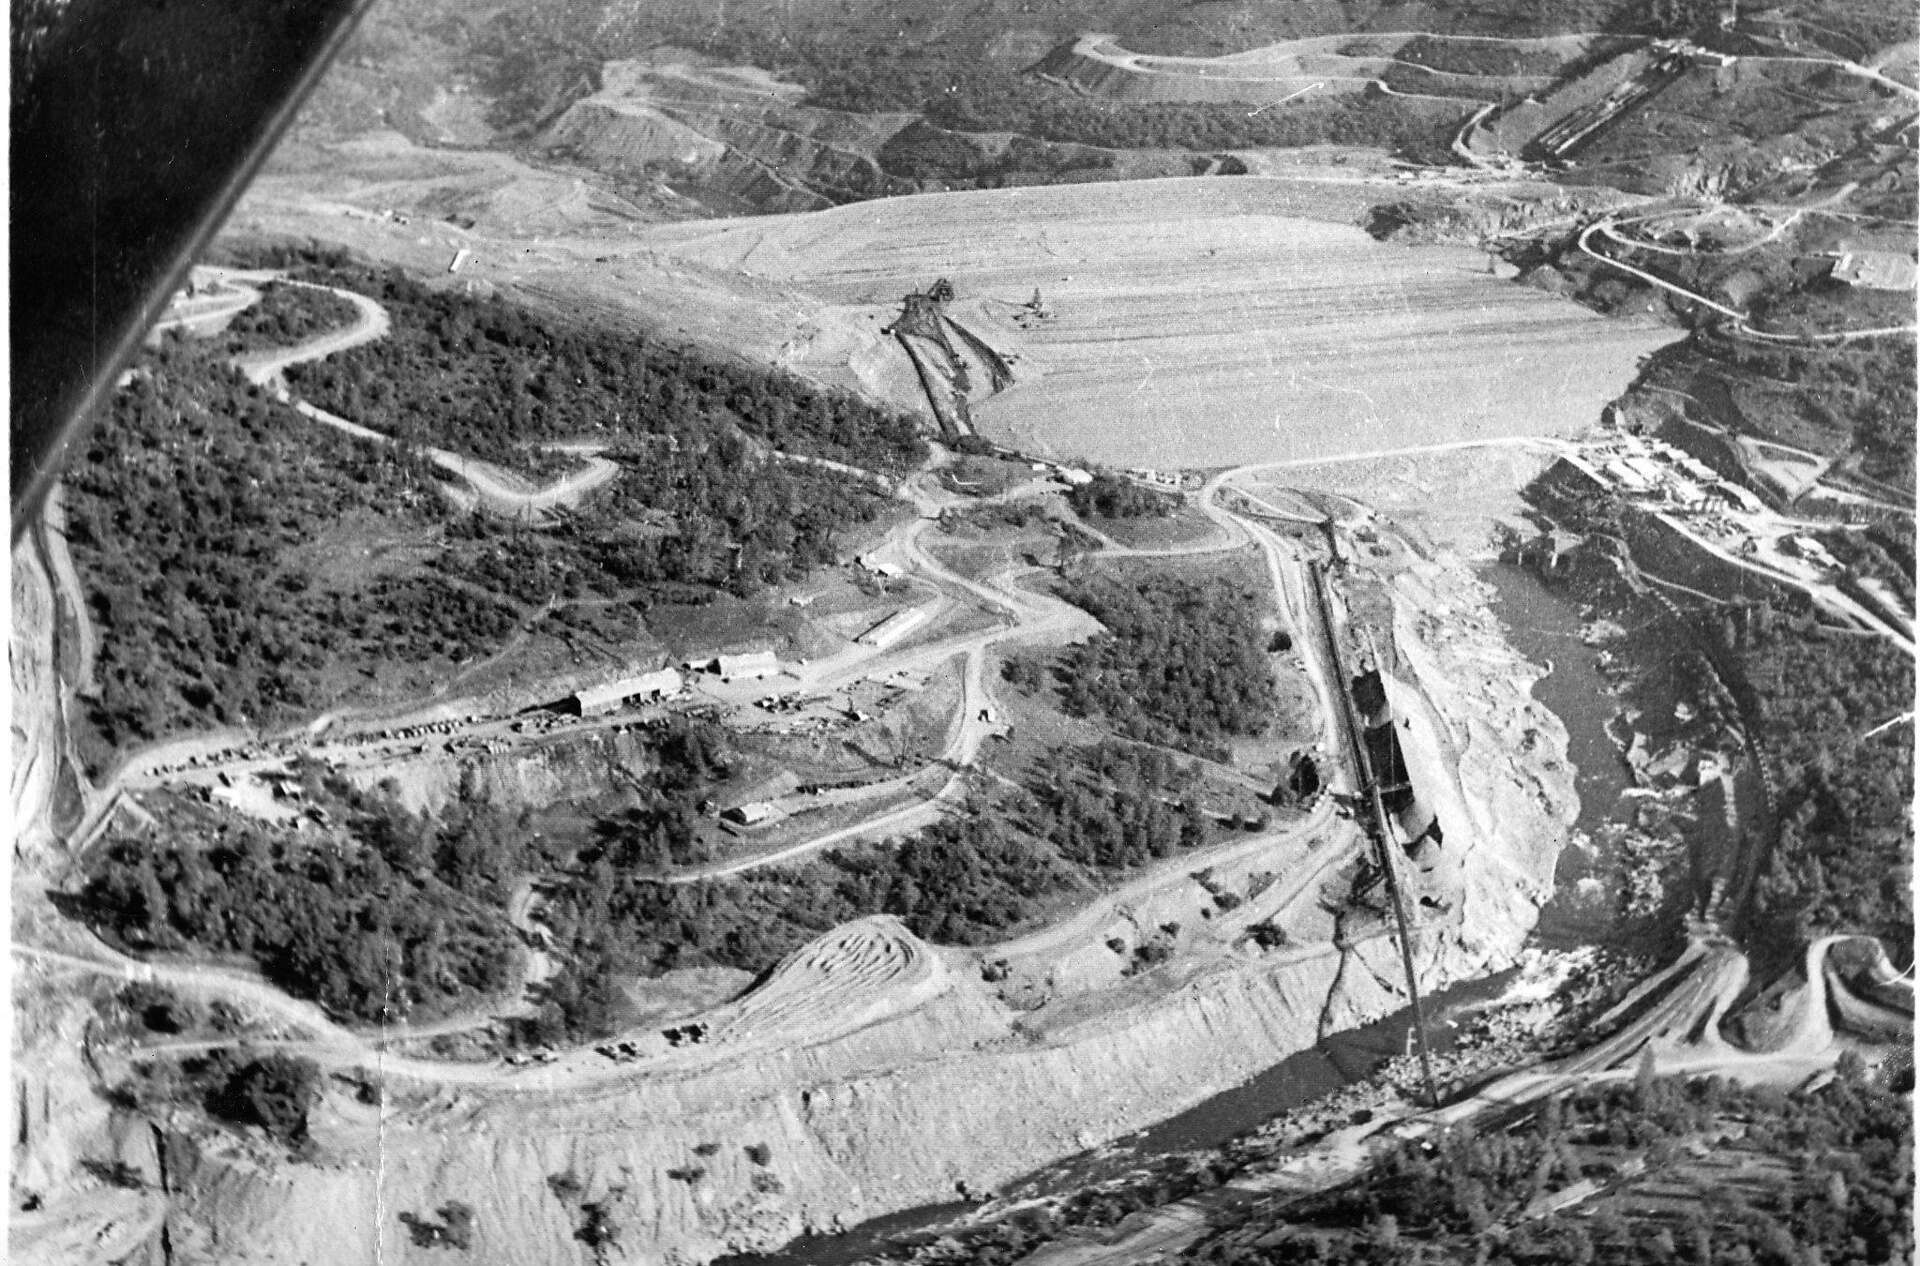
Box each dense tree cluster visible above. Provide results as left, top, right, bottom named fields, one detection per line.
left=221, top=282, right=362, bottom=356
left=1745, top=623, right=1914, bottom=953
left=1389, top=35, right=1571, bottom=77
left=1795, top=340, right=1916, bottom=492
left=64, top=337, right=461, bottom=755
left=1683, top=319, right=1915, bottom=492
left=203, top=1051, right=326, bottom=1149
left=1817, top=523, right=1915, bottom=606
left=82, top=724, right=1225, bottom=1045
left=1179, top=1066, right=1911, bottom=1266
left=1053, top=571, right=1280, bottom=755
left=1068, top=473, right=1181, bottom=521
left=64, top=265, right=908, bottom=758
left=1027, top=742, right=1211, bottom=870
left=111, top=1043, right=327, bottom=1153
left=284, top=261, right=925, bottom=475
left=405, top=433, right=893, bottom=613
left=80, top=770, right=525, bottom=1022
left=922, top=76, right=1462, bottom=160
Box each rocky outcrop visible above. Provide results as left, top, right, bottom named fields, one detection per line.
left=1379, top=560, right=1576, bottom=959
left=10, top=536, right=63, bottom=865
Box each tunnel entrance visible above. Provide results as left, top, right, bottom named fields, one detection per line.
left=1277, top=751, right=1321, bottom=806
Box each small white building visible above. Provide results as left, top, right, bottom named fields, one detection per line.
left=857, top=554, right=906, bottom=579
left=717, top=650, right=781, bottom=682
left=1057, top=468, right=1095, bottom=487
left=722, top=802, right=777, bottom=827
left=856, top=605, right=930, bottom=649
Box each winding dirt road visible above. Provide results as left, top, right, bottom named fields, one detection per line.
left=1022, top=930, right=1902, bottom=1266
left=233, top=280, right=624, bottom=515
left=19, top=442, right=1329, bottom=1085
left=1578, top=213, right=1918, bottom=343
left=23, top=278, right=1903, bottom=1122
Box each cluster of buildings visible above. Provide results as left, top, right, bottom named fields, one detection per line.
left=1126, top=467, right=1192, bottom=491
left=567, top=650, right=787, bottom=716
left=1588, top=436, right=1765, bottom=517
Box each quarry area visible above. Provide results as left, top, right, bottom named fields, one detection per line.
left=10, top=2, right=1916, bottom=1264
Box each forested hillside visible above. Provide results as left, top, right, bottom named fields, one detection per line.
left=284, top=260, right=925, bottom=475
left=80, top=733, right=1231, bottom=1040
left=65, top=272, right=915, bottom=760
left=1746, top=624, right=1914, bottom=955
left=640, top=26, right=1467, bottom=160
left=1051, top=571, right=1281, bottom=756
left=221, top=282, right=363, bottom=356
left=65, top=340, right=463, bottom=756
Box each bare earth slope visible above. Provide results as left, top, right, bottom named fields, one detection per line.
left=635, top=178, right=1678, bottom=467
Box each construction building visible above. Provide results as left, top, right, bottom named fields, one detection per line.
left=722, top=802, right=778, bottom=828
left=717, top=650, right=781, bottom=682
left=572, top=668, right=683, bottom=715
left=856, top=605, right=930, bottom=649
left=1829, top=249, right=1917, bottom=291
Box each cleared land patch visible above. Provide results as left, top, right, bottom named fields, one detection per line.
left=638, top=178, right=1678, bottom=469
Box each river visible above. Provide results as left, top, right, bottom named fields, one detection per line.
left=716, top=969, right=1518, bottom=1266
left=720, top=564, right=1650, bottom=1266
left=1481, top=560, right=1640, bottom=950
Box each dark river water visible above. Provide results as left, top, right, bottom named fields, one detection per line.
left=1482, top=560, right=1763, bottom=949
left=719, top=970, right=1517, bottom=1266
left=721, top=564, right=1646, bottom=1266
left=1481, top=562, right=1638, bottom=950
